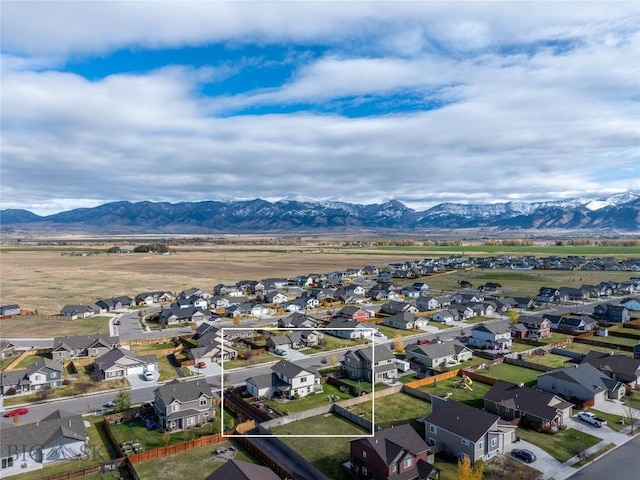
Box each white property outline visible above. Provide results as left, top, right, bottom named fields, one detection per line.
left=219, top=326, right=379, bottom=438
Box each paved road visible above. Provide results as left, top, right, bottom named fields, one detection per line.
left=565, top=434, right=640, bottom=480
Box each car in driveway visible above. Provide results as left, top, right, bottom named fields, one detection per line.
left=577, top=411, right=607, bottom=427
left=273, top=348, right=287, bottom=356
left=4, top=407, right=29, bottom=417
left=511, top=448, right=536, bottom=463
left=143, top=371, right=154, bottom=381
left=197, top=362, right=207, bottom=369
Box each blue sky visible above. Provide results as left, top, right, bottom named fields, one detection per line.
left=1, top=1, right=639, bottom=215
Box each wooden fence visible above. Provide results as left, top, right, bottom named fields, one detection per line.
left=39, top=458, right=128, bottom=480
left=404, top=368, right=462, bottom=388
left=504, top=357, right=554, bottom=372
left=462, top=370, right=497, bottom=386
left=574, top=337, right=634, bottom=352
left=3, top=348, right=52, bottom=371
left=127, top=432, right=232, bottom=464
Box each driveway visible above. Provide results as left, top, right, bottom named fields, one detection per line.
left=187, top=362, right=222, bottom=377
left=508, top=439, right=559, bottom=474
left=273, top=349, right=307, bottom=361
left=128, top=371, right=159, bottom=390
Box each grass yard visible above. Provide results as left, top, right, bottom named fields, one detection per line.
left=522, top=352, right=573, bottom=369
left=585, top=335, right=639, bottom=347
left=309, top=336, right=370, bottom=353
left=516, top=427, right=601, bottom=462
left=132, top=440, right=258, bottom=480
left=348, top=391, right=431, bottom=430
left=272, top=413, right=369, bottom=480
left=222, top=351, right=275, bottom=370
left=375, top=325, right=422, bottom=339
left=624, top=390, right=640, bottom=410
left=11, top=354, right=45, bottom=369
left=156, top=354, right=179, bottom=382
left=510, top=342, right=534, bottom=353
left=416, top=379, right=491, bottom=409
left=264, top=383, right=353, bottom=414
left=588, top=409, right=627, bottom=432
left=0, top=314, right=111, bottom=338
left=129, top=342, right=175, bottom=353
left=537, top=332, right=573, bottom=344
left=561, top=342, right=633, bottom=358
left=461, top=315, right=493, bottom=325
left=475, top=363, right=541, bottom=387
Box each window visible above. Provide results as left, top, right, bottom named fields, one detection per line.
left=362, top=466, right=368, bottom=475
left=51, top=372, right=57, bottom=378
left=200, top=398, right=207, bottom=407
left=403, top=458, right=413, bottom=468
left=462, top=439, right=470, bottom=446
left=478, top=441, right=484, bottom=450
left=362, top=451, right=367, bottom=458
left=491, top=438, right=497, bottom=447
left=392, top=463, right=397, bottom=472
left=2, top=457, right=13, bottom=469
left=171, top=403, right=180, bottom=413
left=187, top=416, right=195, bottom=426
left=429, top=425, right=437, bottom=434
left=301, top=376, right=307, bottom=383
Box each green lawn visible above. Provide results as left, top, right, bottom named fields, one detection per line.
left=588, top=409, right=627, bottom=432
left=516, top=427, right=601, bottom=462
left=461, top=315, right=493, bottom=325
left=156, top=354, right=179, bottom=382
left=624, top=390, right=640, bottom=410
left=537, top=332, right=573, bottom=344
left=349, top=392, right=431, bottom=430
left=475, top=363, right=540, bottom=387
left=510, top=342, right=534, bottom=353
left=521, top=352, right=573, bottom=369
left=585, top=335, right=639, bottom=347
left=264, top=383, right=353, bottom=414
left=221, top=351, right=275, bottom=369
left=132, top=440, right=258, bottom=480
left=12, top=354, right=45, bottom=369
left=416, top=379, right=491, bottom=409
left=374, top=325, right=421, bottom=339
left=272, top=413, right=369, bottom=480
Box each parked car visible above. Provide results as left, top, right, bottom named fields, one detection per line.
left=511, top=448, right=536, bottom=463
left=143, top=371, right=154, bottom=381
left=577, top=411, right=607, bottom=427
left=4, top=407, right=29, bottom=417
left=197, top=362, right=207, bottom=369
left=417, top=339, right=430, bottom=345
left=273, top=348, right=287, bottom=356
left=103, top=400, right=116, bottom=408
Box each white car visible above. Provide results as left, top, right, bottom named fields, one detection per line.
left=577, top=411, right=607, bottom=427
left=143, top=371, right=154, bottom=381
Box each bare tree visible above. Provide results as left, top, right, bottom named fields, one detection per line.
left=622, top=404, right=639, bottom=433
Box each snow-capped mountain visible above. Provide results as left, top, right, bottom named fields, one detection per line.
left=1, top=193, right=638, bottom=233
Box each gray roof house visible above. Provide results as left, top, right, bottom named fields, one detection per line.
left=343, top=345, right=398, bottom=383
left=536, top=363, right=626, bottom=407
left=468, top=321, right=512, bottom=353
left=0, top=410, right=86, bottom=477
left=245, top=360, right=321, bottom=400
left=153, top=378, right=214, bottom=431
left=52, top=334, right=119, bottom=361
left=0, top=358, right=64, bottom=394
left=60, top=304, right=100, bottom=319
left=93, top=347, right=157, bottom=381
left=580, top=351, right=640, bottom=389
left=484, top=380, right=574, bottom=429
left=405, top=341, right=473, bottom=370
left=420, top=397, right=516, bottom=464
left=204, top=459, right=281, bottom=480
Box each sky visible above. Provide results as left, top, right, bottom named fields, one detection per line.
left=1, top=1, right=639, bottom=216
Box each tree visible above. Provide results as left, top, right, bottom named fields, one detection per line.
left=36, top=386, right=53, bottom=402
left=622, top=404, right=639, bottom=433
left=508, top=309, right=519, bottom=326
left=90, top=366, right=103, bottom=383
left=393, top=335, right=405, bottom=354
left=457, top=456, right=484, bottom=480
left=330, top=354, right=339, bottom=367
left=74, top=382, right=91, bottom=396
left=162, top=431, right=171, bottom=447
left=114, top=390, right=131, bottom=413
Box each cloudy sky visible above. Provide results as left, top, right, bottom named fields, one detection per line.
left=1, top=1, right=639, bottom=215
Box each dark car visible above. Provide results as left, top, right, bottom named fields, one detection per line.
left=511, top=448, right=536, bottom=463
left=4, top=407, right=29, bottom=417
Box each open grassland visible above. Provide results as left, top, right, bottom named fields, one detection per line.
left=272, top=412, right=369, bottom=480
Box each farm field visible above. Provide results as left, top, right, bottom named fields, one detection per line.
left=272, top=412, right=369, bottom=480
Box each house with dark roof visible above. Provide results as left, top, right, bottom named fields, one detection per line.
left=334, top=306, right=371, bottom=323
left=0, top=305, right=21, bottom=316
left=159, top=305, right=211, bottom=326
left=0, top=410, right=86, bottom=477
left=536, top=363, right=626, bottom=407
left=343, top=345, right=398, bottom=382
left=60, top=304, right=100, bottom=319
left=483, top=380, right=573, bottom=429
left=277, top=312, right=321, bottom=329
left=580, top=351, right=640, bottom=389
left=0, top=340, right=16, bottom=361
left=95, top=296, right=133, bottom=311
left=593, top=304, right=631, bottom=323
left=468, top=322, right=512, bottom=353
left=516, top=315, right=551, bottom=338
left=245, top=360, right=321, bottom=399
left=0, top=358, right=64, bottom=394
left=405, top=341, right=473, bottom=370
left=204, top=459, right=281, bottom=480
left=383, top=311, right=426, bottom=330
left=93, top=347, right=157, bottom=381
left=544, top=314, right=598, bottom=333
left=265, top=330, right=322, bottom=351
left=52, top=334, right=119, bottom=361
left=350, top=424, right=438, bottom=480
left=420, top=397, right=516, bottom=464
left=325, top=318, right=377, bottom=340
left=153, top=378, right=214, bottom=431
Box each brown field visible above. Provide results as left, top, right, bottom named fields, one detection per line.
left=0, top=246, right=414, bottom=314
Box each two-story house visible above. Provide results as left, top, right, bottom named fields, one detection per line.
left=153, top=378, right=214, bottom=431
left=0, top=358, right=64, bottom=394
left=420, top=397, right=516, bottom=464
left=350, top=424, right=438, bottom=480
left=343, top=345, right=398, bottom=383
left=468, top=322, right=512, bottom=353
left=593, top=304, right=631, bottom=323
left=334, top=306, right=371, bottom=323
left=52, top=334, right=119, bottom=361
left=245, top=360, right=321, bottom=399
left=516, top=315, right=551, bottom=339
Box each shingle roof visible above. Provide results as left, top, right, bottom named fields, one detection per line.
left=420, top=398, right=499, bottom=442
left=484, top=380, right=573, bottom=422
left=351, top=424, right=429, bottom=466
left=580, top=351, right=640, bottom=383
left=353, top=345, right=396, bottom=363
left=154, top=378, right=211, bottom=404
left=539, top=363, right=621, bottom=393
left=52, top=334, right=119, bottom=351
left=204, top=459, right=281, bottom=480
left=272, top=359, right=318, bottom=378
left=94, top=347, right=155, bottom=372
left=406, top=340, right=469, bottom=359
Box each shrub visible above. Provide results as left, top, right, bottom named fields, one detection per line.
left=5, top=387, right=16, bottom=395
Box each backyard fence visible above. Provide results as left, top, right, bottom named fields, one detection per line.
left=126, top=432, right=232, bottom=464
left=3, top=348, right=52, bottom=371
left=403, top=368, right=462, bottom=388
left=38, top=458, right=128, bottom=480
left=573, top=337, right=634, bottom=352
left=504, top=356, right=554, bottom=372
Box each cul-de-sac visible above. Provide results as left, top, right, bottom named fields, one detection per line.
left=1, top=244, right=639, bottom=480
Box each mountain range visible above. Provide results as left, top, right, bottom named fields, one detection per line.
left=1, top=193, right=639, bottom=233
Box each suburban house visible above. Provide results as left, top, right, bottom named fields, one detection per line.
left=245, top=360, right=321, bottom=399
left=93, top=347, right=157, bottom=381
left=60, top=304, right=100, bottom=319
left=265, top=330, right=322, bottom=351
left=420, top=397, right=516, bottom=464
left=0, top=410, right=86, bottom=477
left=383, top=312, right=423, bottom=330
left=0, top=305, right=21, bottom=316
left=52, top=334, right=119, bottom=361
left=277, top=312, right=320, bottom=329
left=159, top=306, right=212, bottom=326
left=334, top=306, right=371, bottom=323
left=204, top=459, right=281, bottom=480
left=405, top=341, right=473, bottom=370
left=620, top=297, right=640, bottom=311
left=350, top=424, right=438, bottom=480
left=580, top=351, right=640, bottom=389
left=0, top=341, right=16, bottom=361
left=516, top=315, right=551, bottom=338
left=95, top=296, right=133, bottom=311
left=544, top=314, right=598, bottom=333
left=154, top=378, right=214, bottom=431
left=325, top=318, right=377, bottom=339
left=468, top=322, right=512, bottom=353
left=416, top=296, right=441, bottom=311
left=0, top=358, right=64, bottom=394
left=380, top=301, right=420, bottom=316
left=343, top=345, right=398, bottom=382
left=536, top=288, right=560, bottom=303
left=536, top=363, right=626, bottom=407
left=430, top=310, right=456, bottom=325
left=593, top=304, right=631, bottom=323
left=187, top=343, right=238, bottom=366
left=483, top=380, right=573, bottom=430
left=135, top=291, right=174, bottom=305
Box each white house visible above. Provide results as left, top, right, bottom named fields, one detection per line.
left=468, top=321, right=512, bottom=353
left=245, top=360, right=322, bottom=399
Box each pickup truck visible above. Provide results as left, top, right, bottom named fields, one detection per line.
left=577, top=411, right=607, bottom=427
